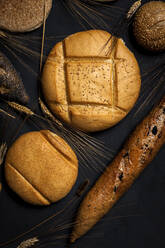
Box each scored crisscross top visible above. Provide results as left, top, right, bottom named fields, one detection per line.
left=42, top=30, right=141, bottom=132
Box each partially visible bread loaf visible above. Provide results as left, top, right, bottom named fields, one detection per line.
left=0, top=0, right=52, bottom=32
left=42, top=30, right=141, bottom=132
left=133, top=1, right=165, bottom=52
left=5, top=130, right=78, bottom=205
left=70, top=96, right=165, bottom=243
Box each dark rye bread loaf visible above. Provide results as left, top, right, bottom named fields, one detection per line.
left=42, top=30, right=141, bottom=132
left=133, top=1, right=165, bottom=52
left=71, top=96, right=165, bottom=242
left=0, top=0, right=52, bottom=32
left=5, top=130, right=78, bottom=205
left=0, top=51, right=29, bottom=104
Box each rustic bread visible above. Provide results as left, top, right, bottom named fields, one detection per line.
left=0, top=0, right=52, bottom=32
left=133, top=1, right=165, bottom=52
left=42, top=30, right=141, bottom=132
left=5, top=130, right=78, bottom=205
left=0, top=51, right=29, bottom=104
left=70, top=96, right=165, bottom=242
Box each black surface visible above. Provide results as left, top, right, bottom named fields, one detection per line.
left=0, top=0, right=165, bottom=247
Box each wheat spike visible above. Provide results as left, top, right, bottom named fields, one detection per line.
left=39, top=97, right=63, bottom=126
left=39, top=97, right=54, bottom=119
left=127, top=0, right=141, bottom=20
left=7, top=102, right=34, bottom=116
left=0, top=142, right=7, bottom=166
left=0, top=30, right=7, bottom=38
left=0, top=108, right=15, bottom=119
left=17, top=237, right=39, bottom=248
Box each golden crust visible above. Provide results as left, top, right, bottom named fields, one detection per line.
left=42, top=30, right=141, bottom=132
left=70, top=96, right=165, bottom=243
left=5, top=130, right=78, bottom=205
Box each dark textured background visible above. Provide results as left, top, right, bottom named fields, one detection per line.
left=0, top=0, right=165, bottom=247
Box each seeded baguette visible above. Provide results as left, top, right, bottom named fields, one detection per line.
left=71, top=95, right=165, bottom=242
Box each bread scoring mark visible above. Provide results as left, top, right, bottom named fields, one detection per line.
left=110, top=42, right=119, bottom=108
left=6, top=163, right=50, bottom=204
left=109, top=61, right=114, bottom=107
left=65, top=57, right=113, bottom=63
left=51, top=103, right=127, bottom=114
left=64, top=57, right=126, bottom=64
left=65, top=102, right=111, bottom=107
left=113, top=63, right=118, bottom=106
left=62, top=41, right=72, bottom=123
left=149, top=18, right=165, bottom=30
left=47, top=56, right=126, bottom=64
left=48, top=101, right=111, bottom=107
left=115, top=106, right=127, bottom=114
left=111, top=60, right=116, bottom=106
left=49, top=96, right=127, bottom=113
left=47, top=100, right=67, bottom=105
left=51, top=39, right=129, bottom=127
left=39, top=132, right=78, bottom=171
left=112, top=39, right=127, bottom=108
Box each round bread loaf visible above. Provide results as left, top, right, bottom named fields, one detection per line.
left=5, top=130, right=78, bottom=205
left=133, top=1, right=165, bottom=52
left=0, top=0, right=52, bottom=32
left=42, top=30, right=141, bottom=132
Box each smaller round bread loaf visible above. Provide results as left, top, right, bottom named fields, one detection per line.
left=133, top=1, right=165, bottom=52
left=5, top=130, right=78, bottom=205
left=0, top=0, right=52, bottom=32
left=42, top=30, right=141, bottom=132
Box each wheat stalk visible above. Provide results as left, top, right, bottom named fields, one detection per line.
left=6, top=100, right=113, bottom=173
left=0, top=108, right=15, bottom=119
left=40, top=0, right=46, bottom=72
left=39, top=97, right=53, bottom=119
left=7, top=96, right=62, bottom=128
left=39, top=97, right=63, bottom=126
left=0, top=142, right=7, bottom=166
left=17, top=237, right=39, bottom=248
